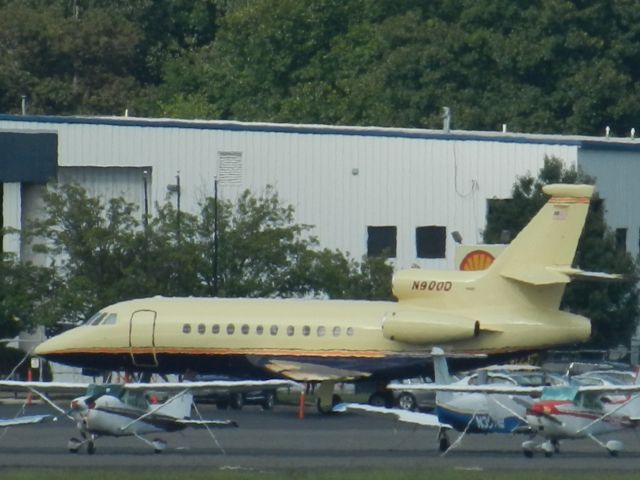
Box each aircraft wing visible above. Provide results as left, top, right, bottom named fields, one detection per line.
left=333, top=403, right=451, bottom=429
left=256, top=359, right=371, bottom=382
left=0, top=380, right=90, bottom=394
left=121, top=379, right=299, bottom=392
left=0, top=414, right=55, bottom=427
left=387, top=383, right=546, bottom=396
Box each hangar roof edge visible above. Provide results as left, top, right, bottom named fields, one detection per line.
left=1, top=114, right=639, bottom=152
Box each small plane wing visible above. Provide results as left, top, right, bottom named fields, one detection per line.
left=387, top=383, right=546, bottom=396
left=0, top=380, right=90, bottom=393
left=333, top=403, right=452, bottom=429
left=0, top=414, right=55, bottom=427
left=121, top=379, right=298, bottom=392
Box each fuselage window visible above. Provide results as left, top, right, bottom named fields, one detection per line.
left=227, top=324, right=235, bottom=335
left=241, top=324, right=250, bottom=335
left=197, top=323, right=206, bottom=334
left=256, top=325, right=264, bottom=335
left=182, top=324, right=191, bottom=334
left=302, top=325, right=310, bottom=336
left=287, top=325, right=295, bottom=336
left=212, top=324, right=220, bottom=334
left=333, top=326, right=341, bottom=336
left=270, top=325, right=278, bottom=336
left=346, top=327, right=354, bottom=336
left=102, top=313, right=117, bottom=325
left=317, top=326, right=326, bottom=337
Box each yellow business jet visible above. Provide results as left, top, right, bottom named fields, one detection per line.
left=34, top=184, right=613, bottom=411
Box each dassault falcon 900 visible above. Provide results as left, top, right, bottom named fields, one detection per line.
left=34, top=184, right=616, bottom=410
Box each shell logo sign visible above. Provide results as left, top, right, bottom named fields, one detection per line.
left=459, top=249, right=496, bottom=271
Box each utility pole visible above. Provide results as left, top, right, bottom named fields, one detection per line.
left=213, top=176, right=219, bottom=296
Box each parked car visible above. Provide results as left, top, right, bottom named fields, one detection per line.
left=193, top=375, right=277, bottom=410
left=391, top=376, right=437, bottom=411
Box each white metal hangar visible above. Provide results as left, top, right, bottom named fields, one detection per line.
left=1, top=114, right=640, bottom=272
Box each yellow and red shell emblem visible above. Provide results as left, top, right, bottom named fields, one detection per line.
left=459, top=250, right=495, bottom=271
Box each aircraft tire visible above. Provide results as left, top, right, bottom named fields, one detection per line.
left=438, top=437, right=450, bottom=452
left=316, top=394, right=342, bottom=414
left=87, top=442, right=96, bottom=455
left=523, top=450, right=534, bottom=458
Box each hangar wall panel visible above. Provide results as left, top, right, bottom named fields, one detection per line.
left=0, top=117, right=582, bottom=269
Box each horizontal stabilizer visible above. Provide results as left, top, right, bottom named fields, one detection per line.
left=333, top=403, right=452, bottom=429
left=175, top=418, right=238, bottom=428
left=0, top=414, right=55, bottom=427
left=501, top=265, right=623, bottom=286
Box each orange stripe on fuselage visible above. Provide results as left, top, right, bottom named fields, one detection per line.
left=45, top=347, right=389, bottom=359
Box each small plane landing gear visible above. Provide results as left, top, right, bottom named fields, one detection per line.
left=437, top=429, right=450, bottom=452
left=521, top=440, right=536, bottom=458
left=68, top=437, right=82, bottom=453
left=152, top=438, right=167, bottom=454
left=540, top=440, right=554, bottom=458
left=87, top=440, right=96, bottom=455
left=316, top=381, right=341, bottom=414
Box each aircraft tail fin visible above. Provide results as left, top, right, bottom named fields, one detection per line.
left=432, top=347, right=453, bottom=385
left=490, top=184, right=594, bottom=287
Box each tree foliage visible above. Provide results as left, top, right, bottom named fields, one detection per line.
left=3, top=1, right=640, bottom=135
left=484, top=157, right=639, bottom=348
left=21, top=183, right=392, bottom=333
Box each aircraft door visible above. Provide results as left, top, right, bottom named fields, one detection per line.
left=129, top=309, right=158, bottom=367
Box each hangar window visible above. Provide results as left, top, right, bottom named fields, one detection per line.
left=317, top=326, right=326, bottom=337
left=332, top=326, right=341, bottom=337
left=616, top=228, right=627, bottom=251
left=212, top=324, right=220, bottom=334
left=182, top=324, right=191, bottom=334
left=287, top=325, right=295, bottom=336
left=367, top=226, right=397, bottom=258
left=197, top=323, right=206, bottom=334
left=302, top=325, right=311, bottom=336
left=270, top=325, right=279, bottom=336
left=227, top=324, right=235, bottom=335
left=256, top=325, right=264, bottom=335
left=241, top=324, right=250, bottom=335
left=416, top=226, right=446, bottom=259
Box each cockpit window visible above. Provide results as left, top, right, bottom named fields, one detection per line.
left=101, top=313, right=117, bottom=325
left=85, top=312, right=106, bottom=326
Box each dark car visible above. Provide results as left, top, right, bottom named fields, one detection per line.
left=193, top=375, right=277, bottom=410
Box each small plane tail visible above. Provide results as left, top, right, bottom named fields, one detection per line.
left=155, top=392, right=194, bottom=419
left=432, top=347, right=453, bottom=385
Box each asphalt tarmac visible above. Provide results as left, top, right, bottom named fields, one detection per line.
left=0, top=402, right=639, bottom=472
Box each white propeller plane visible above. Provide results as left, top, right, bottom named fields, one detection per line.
left=0, top=379, right=293, bottom=454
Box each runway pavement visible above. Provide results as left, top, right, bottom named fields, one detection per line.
left=0, top=402, right=639, bottom=472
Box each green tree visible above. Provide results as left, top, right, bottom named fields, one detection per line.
left=484, top=156, right=639, bottom=348
left=25, top=183, right=392, bottom=331
left=0, top=252, right=58, bottom=338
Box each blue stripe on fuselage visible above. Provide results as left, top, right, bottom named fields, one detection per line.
left=436, top=405, right=523, bottom=434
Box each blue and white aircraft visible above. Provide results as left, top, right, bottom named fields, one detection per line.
left=336, top=347, right=556, bottom=452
